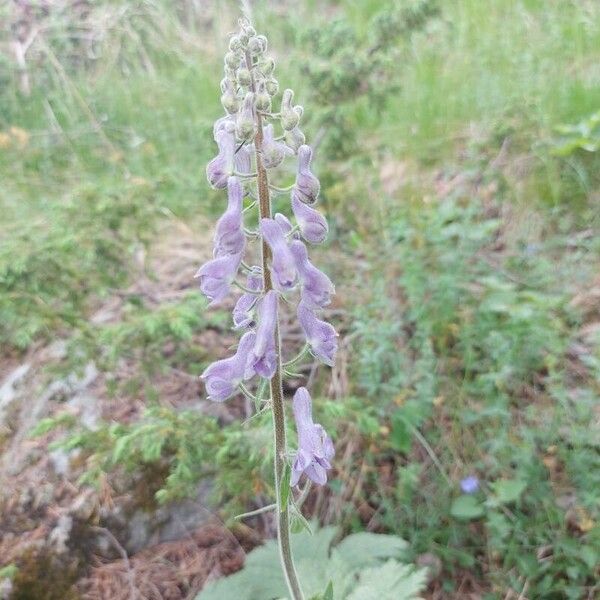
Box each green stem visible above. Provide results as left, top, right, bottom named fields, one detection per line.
left=249, top=51, right=305, bottom=600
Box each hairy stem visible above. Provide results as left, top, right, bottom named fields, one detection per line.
left=249, top=56, right=305, bottom=600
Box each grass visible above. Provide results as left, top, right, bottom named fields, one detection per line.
left=1, top=0, right=599, bottom=598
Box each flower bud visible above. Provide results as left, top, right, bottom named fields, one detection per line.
left=242, top=24, right=256, bottom=38
left=224, top=66, right=237, bottom=81
left=261, top=123, right=292, bottom=169
left=266, top=78, right=279, bottom=97
left=236, top=92, right=257, bottom=141
left=220, top=78, right=239, bottom=114
left=258, top=56, right=275, bottom=77
left=255, top=80, right=272, bottom=112
left=284, top=109, right=305, bottom=152
left=224, top=51, right=240, bottom=69
left=280, top=89, right=300, bottom=131
left=237, top=66, right=252, bottom=87
left=248, top=35, right=265, bottom=56
left=293, top=145, right=320, bottom=204
left=229, top=35, right=243, bottom=52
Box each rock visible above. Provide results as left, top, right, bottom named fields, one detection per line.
left=66, top=393, right=101, bottom=430
left=0, top=363, right=31, bottom=426
left=123, top=482, right=212, bottom=554
left=49, top=515, right=73, bottom=555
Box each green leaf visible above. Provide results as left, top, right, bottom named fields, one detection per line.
left=197, top=527, right=424, bottom=600
left=347, top=559, right=428, bottom=600
left=490, top=479, right=527, bottom=504
left=336, top=532, right=408, bottom=568
left=579, top=545, right=598, bottom=571
left=0, top=564, right=18, bottom=581
left=450, top=495, right=485, bottom=520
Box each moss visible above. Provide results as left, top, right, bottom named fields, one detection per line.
left=10, top=549, right=81, bottom=600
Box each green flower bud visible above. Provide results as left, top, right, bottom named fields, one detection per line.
left=248, top=35, right=268, bottom=56
left=266, top=78, right=279, bottom=97
left=236, top=92, right=257, bottom=141
left=280, top=89, right=300, bottom=131
left=224, top=66, right=237, bottom=81
left=257, top=56, right=275, bottom=77
left=224, top=51, right=240, bottom=69
left=229, top=35, right=243, bottom=52
left=284, top=126, right=305, bottom=153
left=256, top=96, right=272, bottom=112
left=220, top=79, right=239, bottom=114
left=237, top=66, right=252, bottom=87
left=256, top=84, right=272, bottom=112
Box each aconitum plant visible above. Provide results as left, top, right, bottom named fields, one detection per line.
left=196, top=18, right=337, bottom=600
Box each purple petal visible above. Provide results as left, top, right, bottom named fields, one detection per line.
left=214, top=176, right=245, bottom=257
left=274, top=212, right=296, bottom=236
left=291, top=193, right=328, bottom=244
left=260, top=218, right=298, bottom=292
left=291, top=387, right=334, bottom=486
left=247, top=290, right=278, bottom=379
left=232, top=268, right=262, bottom=329
left=213, top=115, right=234, bottom=140
left=297, top=301, right=338, bottom=366
left=206, top=127, right=235, bottom=189
left=293, top=145, right=320, bottom=205
left=290, top=240, right=335, bottom=309
left=201, top=331, right=257, bottom=401
left=195, top=252, right=242, bottom=305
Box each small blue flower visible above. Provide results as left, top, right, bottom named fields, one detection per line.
left=460, top=475, right=479, bottom=494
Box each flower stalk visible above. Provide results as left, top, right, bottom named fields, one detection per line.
left=254, top=109, right=304, bottom=600
left=197, top=18, right=338, bottom=600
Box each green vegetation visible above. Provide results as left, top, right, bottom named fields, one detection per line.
left=2, top=0, right=599, bottom=598
left=197, top=526, right=427, bottom=600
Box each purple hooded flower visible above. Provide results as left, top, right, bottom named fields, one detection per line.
left=195, top=252, right=242, bottom=305
left=291, top=194, right=328, bottom=244
left=232, top=268, right=262, bottom=329
left=214, top=176, right=245, bottom=257
left=234, top=142, right=253, bottom=176
left=290, top=241, right=334, bottom=309
left=261, top=123, right=292, bottom=169
left=260, top=218, right=298, bottom=292
left=291, top=387, right=334, bottom=486
left=297, top=301, right=337, bottom=366
left=206, top=126, right=235, bottom=189
left=292, top=145, right=320, bottom=205
left=213, top=115, right=233, bottom=140
left=247, top=290, right=278, bottom=378
left=274, top=213, right=299, bottom=239
left=201, top=331, right=257, bottom=401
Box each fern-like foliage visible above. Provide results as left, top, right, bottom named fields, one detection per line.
left=197, top=526, right=426, bottom=600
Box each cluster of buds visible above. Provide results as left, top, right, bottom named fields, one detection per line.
left=197, top=19, right=336, bottom=490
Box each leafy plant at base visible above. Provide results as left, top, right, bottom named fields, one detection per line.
left=197, top=526, right=427, bottom=600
